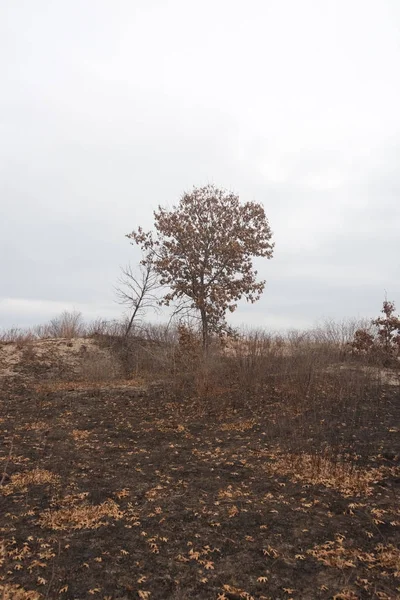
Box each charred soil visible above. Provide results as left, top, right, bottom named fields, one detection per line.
left=0, top=344, right=399, bottom=600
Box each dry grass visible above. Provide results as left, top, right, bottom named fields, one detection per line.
left=78, top=352, right=123, bottom=383
left=38, top=498, right=124, bottom=531
left=0, top=583, right=42, bottom=600
left=308, top=535, right=400, bottom=576
left=1, top=468, right=60, bottom=496
left=0, top=311, right=129, bottom=344
left=263, top=452, right=399, bottom=497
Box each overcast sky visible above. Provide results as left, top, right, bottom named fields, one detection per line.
left=1, top=0, right=399, bottom=332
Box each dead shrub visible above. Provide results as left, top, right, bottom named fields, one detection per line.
left=312, top=317, right=371, bottom=347
left=44, top=310, right=84, bottom=339
left=97, top=323, right=178, bottom=380
left=79, top=351, right=123, bottom=383
left=0, top=327, right=36, bottom=345
left=127, top=321, right=389, bottom=465
left=348, top=299, right=400, bottom=366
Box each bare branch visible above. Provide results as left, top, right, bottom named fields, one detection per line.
left=115, top=253, right=162, bottom=337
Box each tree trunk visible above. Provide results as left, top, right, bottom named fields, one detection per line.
left=200, top=307, right=209, bottom=352
left=124, top=308, right=137, bottom=337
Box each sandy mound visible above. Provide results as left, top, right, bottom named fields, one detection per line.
left=0, top=337, right=117, bottom=381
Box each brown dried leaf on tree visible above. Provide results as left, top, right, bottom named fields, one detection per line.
left=348, top=298, right=400, bottom=363
left=127, top=184, right=274, bottom=348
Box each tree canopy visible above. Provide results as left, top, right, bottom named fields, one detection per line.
left=127, top=184, right=274, bottom=347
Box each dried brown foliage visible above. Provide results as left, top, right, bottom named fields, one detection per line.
left=349, top=299, right=400, bottom=365
left=127, top=184, right=274, bottom=347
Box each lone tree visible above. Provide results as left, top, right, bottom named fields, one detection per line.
left=127, top=184, right=274, bottom=348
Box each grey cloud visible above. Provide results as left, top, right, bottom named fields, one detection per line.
left=1, top=0, right=400, bottom=329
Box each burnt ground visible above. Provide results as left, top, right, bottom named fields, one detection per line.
left=0, top=374, right=399, bottom=600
